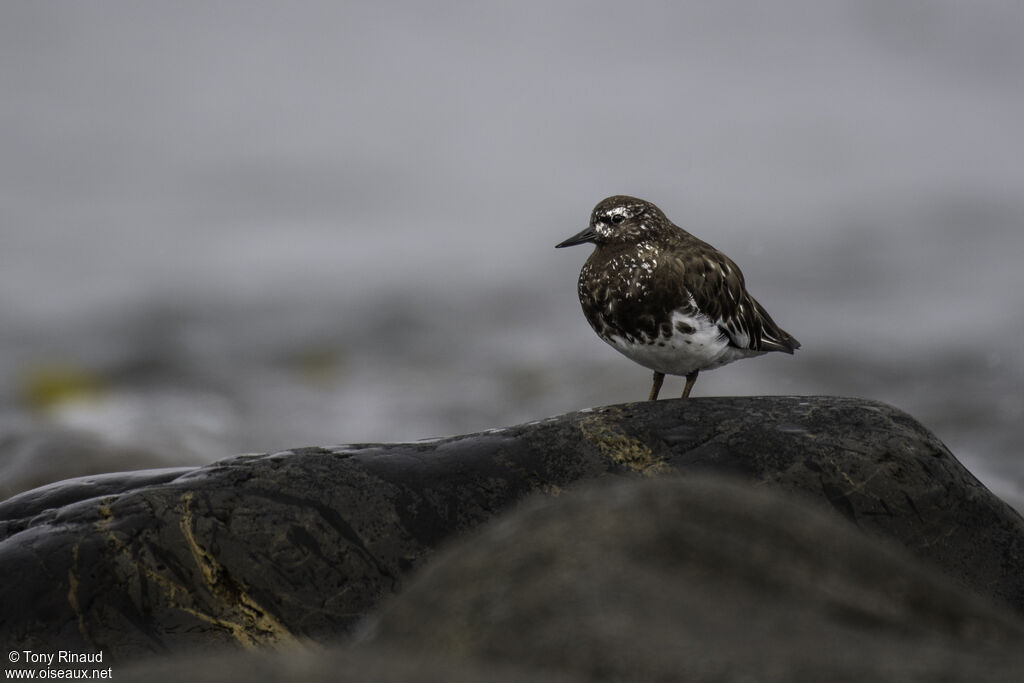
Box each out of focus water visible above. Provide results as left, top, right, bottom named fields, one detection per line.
left=1, top=2, right=1022, bottom=509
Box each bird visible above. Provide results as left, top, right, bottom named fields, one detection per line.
left=555, top=195, right=800, bottom=400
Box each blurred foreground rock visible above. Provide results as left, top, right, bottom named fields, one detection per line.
left=360, top=477, right=1024, bottom=682
left=120, top=478, right=1024, bottom=683
left=1, top=396, right=1023, bottom=665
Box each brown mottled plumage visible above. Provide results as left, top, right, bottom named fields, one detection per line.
left=556, top=195, right=800, bottom=399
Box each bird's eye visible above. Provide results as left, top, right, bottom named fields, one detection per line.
left=610, top=214, right=625, bottom=225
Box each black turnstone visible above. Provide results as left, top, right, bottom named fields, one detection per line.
left=556, top=195, right=800, bottom=400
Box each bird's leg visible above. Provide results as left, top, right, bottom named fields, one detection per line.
left=648, top=371, right=665, bottom=401
left=681, top=370, right=699, bottom=399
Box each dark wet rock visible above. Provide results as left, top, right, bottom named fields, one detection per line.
left=360, top=477, right=1024, bottom=682
left=0, top=396, right=1022, bottom=662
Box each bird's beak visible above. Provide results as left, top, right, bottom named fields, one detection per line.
left=555, top=225, right=598, bottom=248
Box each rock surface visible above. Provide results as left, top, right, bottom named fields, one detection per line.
left=360, top=477, right=1024, bottom=682
left=116, top=477, right=1024, bottom=683
left=1, top=396, right=1022, bottom=662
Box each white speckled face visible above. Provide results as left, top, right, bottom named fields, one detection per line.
left=593, top=205, right=633, bottom=238
left=590, top=201, right=661, bottom=243
left=608, top=206, right=632, bottom=222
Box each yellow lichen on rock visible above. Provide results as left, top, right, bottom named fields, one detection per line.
left=579, top=411, right=669, bottom=477
left=179, top=492, right=299, bottom=648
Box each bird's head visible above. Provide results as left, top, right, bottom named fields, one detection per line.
left=555, top=195, right=670, bottom=249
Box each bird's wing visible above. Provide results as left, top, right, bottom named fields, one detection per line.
left=664, top=246, right=800, bottom=354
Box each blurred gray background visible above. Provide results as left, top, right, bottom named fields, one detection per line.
left=1, top=1, right=1022, bottom=507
